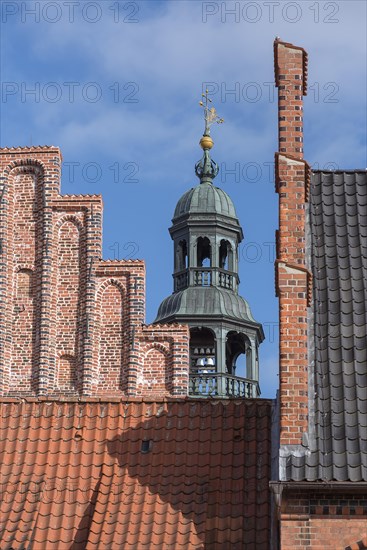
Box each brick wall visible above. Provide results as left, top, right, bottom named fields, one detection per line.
left=280, top=490, right=367, bottom=549
left=274, top=39, right=311, bottom=446
left=0, top=147, right=190, bottom=397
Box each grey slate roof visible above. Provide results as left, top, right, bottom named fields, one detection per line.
left=282, top=170, right=367, bottom=481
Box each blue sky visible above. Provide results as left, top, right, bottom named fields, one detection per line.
left=1, top=0, right=366, bottom=397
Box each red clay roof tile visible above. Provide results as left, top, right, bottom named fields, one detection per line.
left=0, top=399, right=272, bottom=549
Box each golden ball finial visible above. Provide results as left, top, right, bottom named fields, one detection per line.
left=200, top=135, right=214, bottom=150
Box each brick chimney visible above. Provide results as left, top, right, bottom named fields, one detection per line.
left=274, top=39, right=312, bottom=446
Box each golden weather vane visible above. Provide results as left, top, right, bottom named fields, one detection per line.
left=196, top=89, right=222, bottom=180
left=199, top=89, right=224, bottom=137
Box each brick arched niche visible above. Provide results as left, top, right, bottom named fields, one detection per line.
left=96, top=279, right=127, bottom=394
left=10, top=163, right=44, bottom=268
left=11, top=267, right=36, bottom=393
left=56, top=217, right=84, bottom=371
left=1, top=161, right=45, bottom=395
left=138, top=343, right=172, bottom=396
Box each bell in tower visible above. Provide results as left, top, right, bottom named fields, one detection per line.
left=155, top=92, right=264, bottom=398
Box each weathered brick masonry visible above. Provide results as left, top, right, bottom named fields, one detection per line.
left=274, top=39, right=367, bottom=550
left=0, top=147, right=189, bottom=397
left=274, top=39, right=311, bottom=446
left=279, top=488, right=367, bottom=550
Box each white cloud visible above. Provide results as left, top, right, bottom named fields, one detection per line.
left=5, top=1, right=365, bottom=169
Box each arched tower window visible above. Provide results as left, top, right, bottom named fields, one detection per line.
left=197, top=237, right=211, bottom=267
left=176, top=239, right=188, bottom=271
left=189, top=327, right=216, bottom=374
left=226, top=331, right=251, bottom=377
left=219, top=239, right=233, bottom=271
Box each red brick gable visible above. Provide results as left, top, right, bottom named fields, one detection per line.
left=0, top=148, right=189, bottom=398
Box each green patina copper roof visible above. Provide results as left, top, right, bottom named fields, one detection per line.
left=155, top=286, right=259, bottom=325
left=173, top=181, right=238, bottom=220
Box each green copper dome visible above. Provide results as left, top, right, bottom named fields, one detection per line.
left=155, top=286, right=259, bottom=325
left=173, top=181, right=238, bottom=220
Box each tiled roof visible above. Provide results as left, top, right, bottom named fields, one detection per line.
left=0, top=398, right=272, bottom=549
left=283, top=170, right=367, bottom=481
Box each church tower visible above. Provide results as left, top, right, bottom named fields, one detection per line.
left=155, top=93, right=264, bottom=398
